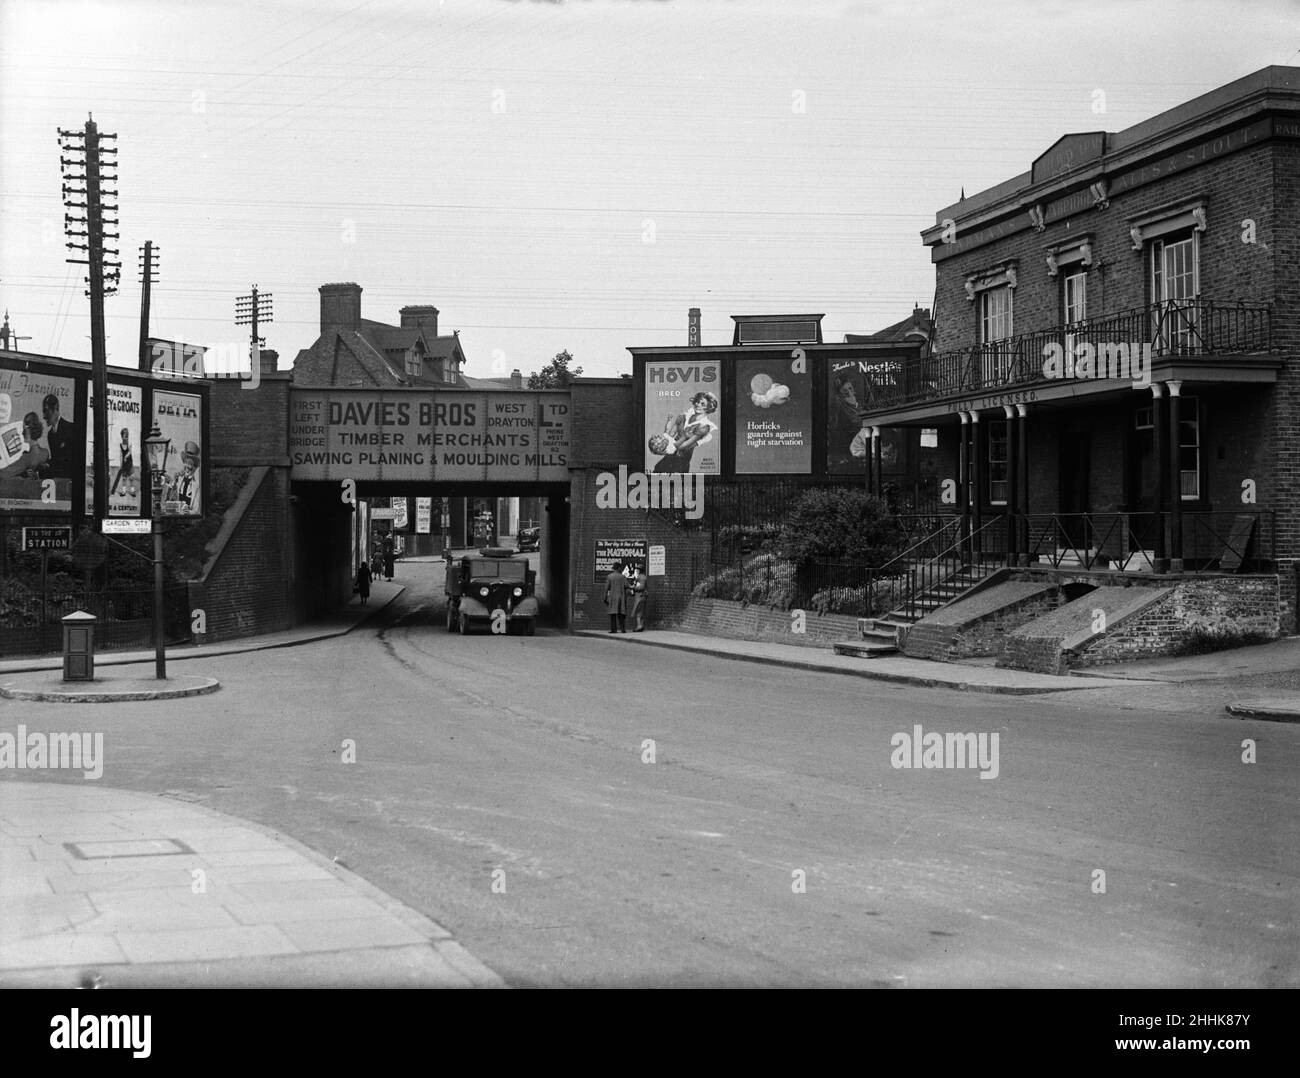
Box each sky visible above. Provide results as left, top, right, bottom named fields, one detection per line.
left=1, top=0, right=1297, bottom=381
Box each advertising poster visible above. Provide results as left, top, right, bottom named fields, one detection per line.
left=393, top=497, right=409, bottom=530
left=288, top=392, right=569, bottom=482
left=416, top=497, right=432, bottom=534
left=153, top=389, right=203, bottom=516
left=84, top=381, right=144, bottom=517
left=826, top=358, right=901, bottom=476
left=643, top=360, right=720, bottom=475
left=733, top=356, right=811, bottom=474
left=594, top=539, right=648, bottom=583
left=0, top=367, right=76, bottom=512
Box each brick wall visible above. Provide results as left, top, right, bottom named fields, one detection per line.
left=675, top=597, right=859, bottom=645
left=186, top=467, right=294, bottom=642
left=568, top=467, right=712, bottom=630
left=905, top=587, right=1062, bottom=661
left=209, top=366, right=291, bottom=467
left=1075, top=575, right=1279, bottom=667
left=934, top=144, right=1278, bottom=355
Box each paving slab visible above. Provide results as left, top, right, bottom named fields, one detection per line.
left=0, top=782, right=502, bottom=988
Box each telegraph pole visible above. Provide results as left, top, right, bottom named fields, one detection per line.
left=235, top=285, right=273, bottom=377
left=60, top=116, right=120, bottom=522
left=137, top=241, right=160, bottom=372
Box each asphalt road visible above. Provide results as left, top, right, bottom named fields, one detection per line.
left=3, top=561, right=1296, bottom=987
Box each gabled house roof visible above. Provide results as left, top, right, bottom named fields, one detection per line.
left=292, top=321, right=468, bottom=388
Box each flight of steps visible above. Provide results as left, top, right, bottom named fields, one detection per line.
left=832, top=560, right=1000, bottom=658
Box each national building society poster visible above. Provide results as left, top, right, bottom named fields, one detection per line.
left=0, top=367, right=76, bottom=512
left=643, top=359, right=721, bottom=475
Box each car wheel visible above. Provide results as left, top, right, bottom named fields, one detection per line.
left=458, top=612, right=471, bottom=635
left=446, top=604, right=456, bottom=632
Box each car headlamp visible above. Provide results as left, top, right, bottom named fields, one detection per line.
left=479, top=586, right=489, bottom=598
left=513, top=587, right=523, bottom=597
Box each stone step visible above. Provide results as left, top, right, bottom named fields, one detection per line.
left=833, top=640, right=898, bottom=658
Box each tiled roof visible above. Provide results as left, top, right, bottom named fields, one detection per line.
left=292, top=319, right=467, bottom=387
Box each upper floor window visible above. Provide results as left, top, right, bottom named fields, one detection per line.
left=980, top=286, right=1013, bottom=344
left=1063, top=270, right=1087, bottom=327
left=1151, top=232, right=1199, bottom=354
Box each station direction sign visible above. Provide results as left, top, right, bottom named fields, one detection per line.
left=21, top=526, right=72, bottom=552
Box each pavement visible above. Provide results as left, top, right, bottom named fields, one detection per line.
left=3, top=563, right=1298, bottom=987
left=0, top=783, right=502, bottom=988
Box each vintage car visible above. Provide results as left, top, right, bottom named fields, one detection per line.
left=516, top=520, right=540, bottom=553
left=445, top=547, right=539, bottom=635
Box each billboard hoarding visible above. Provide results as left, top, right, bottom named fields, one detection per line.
left=826, top=359, right=901, bottom=476
left=85, top=381, right=144, bottom=517
left=644, top=361, right=721, bottom=475
left=288, top=392, right=570, bottom=482
left=0, top=369, right=76, bottom=512
left=733, top=355, right=811, bottom=474
left=153, top=389, right=203, bottom=516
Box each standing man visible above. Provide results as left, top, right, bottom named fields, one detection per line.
left=40, top=393, right=77, bottom=481
left=604, top=559, right=629, bottom=634
left=628, top=560, right=649, bottom=632
left=382, top=532, right=396, bottom=581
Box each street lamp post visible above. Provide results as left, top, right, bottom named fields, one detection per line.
left=144, top=423, right=171, bottom=679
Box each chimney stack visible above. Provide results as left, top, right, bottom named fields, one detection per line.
left=400, top=304, right=439, bottom=334
left=319, top=283, right=363, bottom=332
left=688, top=307, right=701, bottom=347
left=510, top=368, right=523, bottom=389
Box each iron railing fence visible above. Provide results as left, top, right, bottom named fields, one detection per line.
left=0, top=585, right=192, bottom=657
left=867, top=299, right=1273, bottom=411
left=1020, top=510, right=1274, bottom=571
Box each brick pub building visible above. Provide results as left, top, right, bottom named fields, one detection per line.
left=859, top=66, right=1300, bottom=645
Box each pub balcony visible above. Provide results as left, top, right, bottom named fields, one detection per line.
left=864, top=298, right=1273, bottom=411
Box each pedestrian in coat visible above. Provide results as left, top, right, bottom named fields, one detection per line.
left=604, top=559, right=629, bottom=633
left=382, top=534, right=396, bottom=581
left=355, top=561, right=372, bottom=606
left=628, top=562, right=648, bottom=632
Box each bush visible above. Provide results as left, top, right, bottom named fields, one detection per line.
left=692, top=553, right=796, bottom=609
left=775, top=487, right=905, bottom=567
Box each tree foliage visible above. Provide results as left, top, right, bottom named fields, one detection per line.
left=775, top=487, right=905, bottom=567
left=527, top=350, right=583, bottom=389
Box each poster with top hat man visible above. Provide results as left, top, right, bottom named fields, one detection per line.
left=154, top=388, right=203, bottom=516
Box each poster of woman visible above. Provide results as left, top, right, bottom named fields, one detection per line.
left=644, top=361, right=721, bottom=475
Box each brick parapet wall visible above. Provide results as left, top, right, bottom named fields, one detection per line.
left=904, top=588, right=1063, bottom=661
left=675, top=597, right=858, bottom=646
left=187, top=467, right=294, bottom=642
left=995, top=574, right=1279, bottom=673
left=1074, top=575, right=1279, bottom=668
